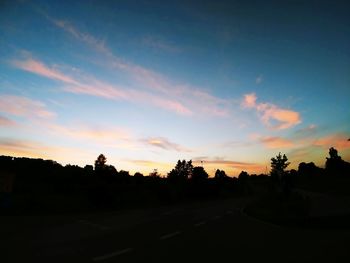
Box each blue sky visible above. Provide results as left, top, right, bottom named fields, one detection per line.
left=0, top=0, right=349, bottom=176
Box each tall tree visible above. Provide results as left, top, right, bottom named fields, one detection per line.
left=325, top=147, right=350, bottom=175
left=191, top=166, right=208, bottom=181
left=168, top=160, right=193, bottom=181
left=214, top=169, right=227, bottom=180
left=94, top=154, right=107, bottom=171
left=270, top=152, right=290, bottom=180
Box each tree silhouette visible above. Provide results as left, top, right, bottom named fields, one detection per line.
left=95, top=154, right=107, bottom=171
left=118, top=170, right=130, bottom=177
left=238, top=171, right=249, bottom=180
left=134, top=172, right=144, bottom=178
left=298, top=162, right=322, bottom=177
left=270, top=152, right=290, bottom=180
left=168, top=160, right=193, bottom=181
left=214, top=169, right=227, bottom=180
left=328, top=147, right=341, bottom=161
left=325, top=147, right=350, bottom=176
left=191, top=166, right=208, bottom=181
left=149, top=169, right=160, bottom=178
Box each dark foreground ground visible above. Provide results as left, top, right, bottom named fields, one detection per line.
left=1, top=194, right=350, bottom=263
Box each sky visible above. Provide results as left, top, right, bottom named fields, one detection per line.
left=0, top=0, right=349, bottom=176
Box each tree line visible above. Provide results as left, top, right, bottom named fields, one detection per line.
left=0, top=147, right=349, bottom=213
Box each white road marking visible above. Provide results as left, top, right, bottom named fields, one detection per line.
left=194, top=221, right=206, bottom=227
left=93, top=248, right=133, bottom=261
left=212, top=215, right=222, bottom=220
left=160, top=231, right=181, bottom=240
left=78, top=220, right=110, bottom=231
left=226, top=210, right=233, bottom=214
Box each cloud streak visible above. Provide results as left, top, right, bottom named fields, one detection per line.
left=11, top=57, right=79, bottom=85
left=0, top=116, right=17, bottom=127
left=47, top=17, right=230, bottom=117
left=242, top=93, right=301, bottom=129
left=313, top=134, right=350, bottom=150
left=46, top=124, right=130, bottom=144
left=0, top=95, right=56, bottom=120
left=255, top=74, right=263, bottom=84
left=11, top=55, right=193, bottom=116
left=142, top=36, right=181, bottom=53
left=259, top=136, right=294, bottom=149
left=141, top=137, right=191, bottom=152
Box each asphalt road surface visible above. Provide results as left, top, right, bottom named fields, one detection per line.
left=2, top=197, right=350, bottom=263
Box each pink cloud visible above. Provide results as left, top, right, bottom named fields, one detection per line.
left=11, top=57, right=79, bottom=85
left=150, top=97, right=193, bottom=116
left=52, top=19, right=109, bottom=54
left=64, top=83, right=193, bottom=116
left=47, top=124, right=130, bottom=143
left=242, top=93, right=257, bottom=108
left=313, top=134, right=350, bottom=150
left=260, top=136, right=294, bottom=149
left=11, top=55, right=193, bottom=116
left=0, top=116, right=17, bottom=126
left=0, top=95, right=56, bottom=119
left=63, top=82, right=130, bottom=101
left=48, top=18, right=230, bottom=117
left=127, top=159, right=173, bottom=169
left=242, top=93, right=301, bottom=129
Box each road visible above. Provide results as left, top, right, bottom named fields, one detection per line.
left=2, top=197, right=350, bottom=263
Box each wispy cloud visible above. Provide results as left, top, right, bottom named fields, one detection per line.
left=51, top=19, right=109, bottom=54
left=63, top=82, right=193, bottom=115
left=241, top=93, right=301, bottom=129
left=11, top=55, right=79, bottom=85
left=0, top=138, right=51, bottom=155
left=46, top=124, right=130, bottom=144
left=0, top=95, right=56, bottom=120
left=142, top=36, right=181, bottom=53
left=259, top=136, right=294, bottom=149
left=11, top=55, right=193, bottom=115
left=46, top=17, right=230, bottom=117
left=313, top=133, right=350, bottom=150
left=294, top=124, right=317, bottom=134
left=241, top=93, right=257, bottom=108
left=0, top=116, right=17, bottom=126
left=127, top=159, right=172, bottom=168
left=255, top=74, right=263, bottom=84
left=293, top=124, right=317, bottom=139
left=140, top=137, right=191, bottom=152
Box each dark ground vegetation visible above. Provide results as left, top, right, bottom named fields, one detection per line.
left=1, top=148, right=349, bottom=228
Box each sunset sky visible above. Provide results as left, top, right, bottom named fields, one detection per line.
left=1, top=0, right=349, bottom=176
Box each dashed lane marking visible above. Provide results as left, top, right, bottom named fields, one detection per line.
left=194, top=221, right=206, bottom=227
left=159, top=231, right=181, bottom=240
left=93, top=248, right=133, bottom=261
